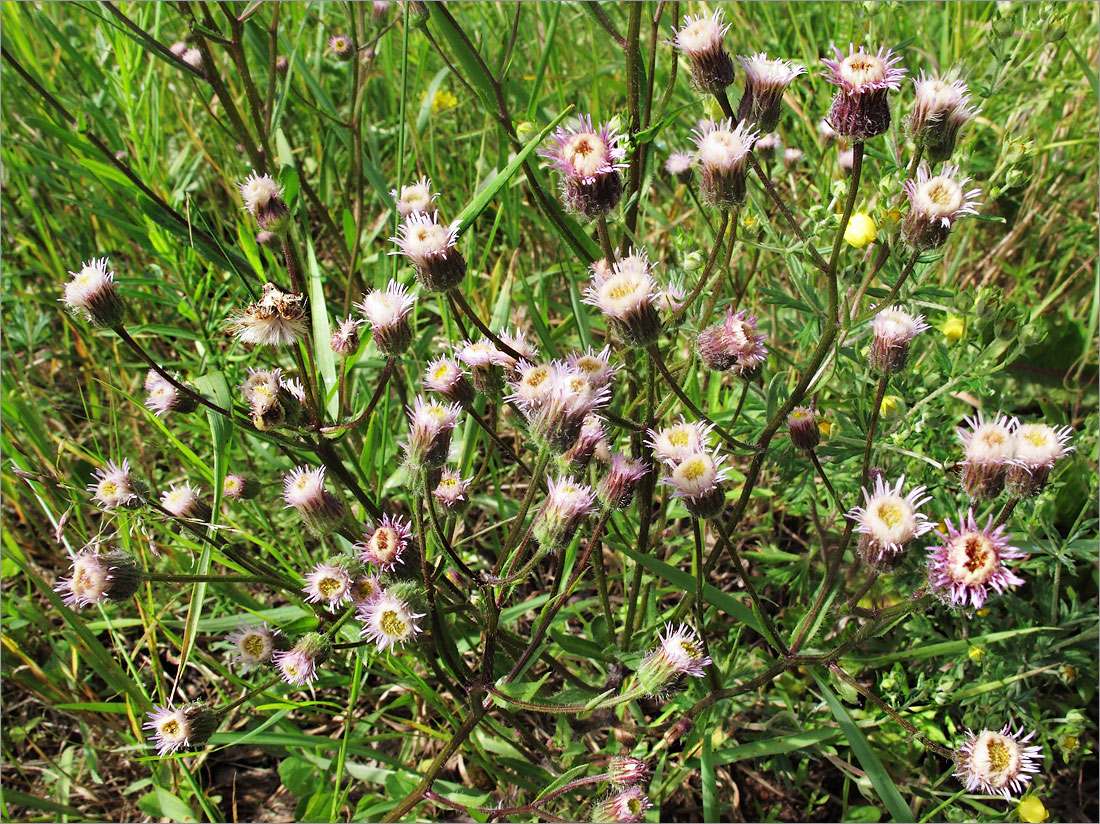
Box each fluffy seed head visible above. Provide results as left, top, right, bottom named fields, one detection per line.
left=927, top=510, right=1027, bottom=609
left=232, top=282, right=307, bottom=346
left=62, top=257, right=125, bottom=327
left=954, top=726, right=1043, bottom=799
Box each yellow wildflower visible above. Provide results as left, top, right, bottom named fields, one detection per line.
left=880, top=395, right=903, bottom=418
left=844, top=213, right=877, bottom=248
left=423, top=89, right=458, bottom=113
left=1017, top=795, right=1049, bottom=823
left=941, top=315, right=965, bottom=343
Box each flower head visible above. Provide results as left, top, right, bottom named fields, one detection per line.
left=328, top=33, right=354, bottom=61
left=232, top=282, right=307, bottom=346
left=510, top=362, right=611, bottom=453
left=958, top=412, right=1016, bottom=500
left=1007, top=421, right=1074, bottom=498
left=665, top=151, right=694, bottom=182
left=566, top=346, right=618, bottom=390
left=590, top=787, right=654, bottom=824
left=144, top=703, right=216, bottom=757
left=358, top=590, right=424, bottom=652
left=225, top=621, right=281, bottom=671
left=869, top=305, right=930, bottom=373
left=496, top=327, right=540, bottom=377
left=636, top=623, right=712, bottom=695
left=237, top=173, right=290, bottom=232
left=583, top=249, right=662, bottom=348
left=356, top=514, right=413, bottom=570
left=954, top=726, right=1043, bottom=799
left=144, top=370, right=198, bottom=417
left=696, top=308, right=768, bottom=376
left=351, top=574, right=384, bottom=605
left=672, top=10, right=736, bottom=93
left=282, top=466, right=345, bottom=535
left=433, top=468, right=472, bottom=510
left=62, top=257, right=125, bottom=327
left=822, top=44, right=907, bottom=138
left=736, top=52, right=805, bottom=132
left=223, top=473, right=260, bottom=500
left=607, top=756, right=651, bottom=789
left=181, top=49, right=203, bottom=69
left=910, top=72, right=978, bottom=162
left=356, top=280, right=416, bottom=355
left=691, top=119, right=759, bottom=208
left=55, top=547, right=142, bottom=609
left=646, top=417, right=714, bottom=464
left=927, top=510, right=1027, bottom=609
left=423, top=356, right=475, bottom=405
left=302, top=561, right=353, bottom=611
left=389, top=211, right=466, bottom=292
left=847, top=475, right=933, bottom=568
left=538, top=116, right=627, bottom=219
left=660, top=448, right=729, bottom=519
left=456, top=337, right=511, bottom=394
left=533, top=475, right=596, bottom=551
left=89, top=458, right=141, bottom=509
left=331, top=315, right=363, bottom=357
left=598, top=453, right=648, bottom=511
left=390, top=175, right=437, bottom=217
left=902, top=163, right=981, bottom=249
left=160, top=482, right=211, bottom=522
left=787, top=406, right=820, bottom=450
left=275, top=632, right=331, bottom=687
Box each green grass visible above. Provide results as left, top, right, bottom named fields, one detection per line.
left=2, top=2, right=1097, bottom=822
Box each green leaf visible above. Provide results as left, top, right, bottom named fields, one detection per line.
left=712, top=727, right=840, bottom=764
left=810, top=671, right=911, bottom=822
left=305, top=236, right=339, bottom=419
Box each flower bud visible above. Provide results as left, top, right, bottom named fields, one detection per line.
left=331, top=316, right=363, bottom=357
left=55, top=548, right=142, bottom=609
left=357, top=280, right=416, bottom=355
left=607, top=756, right=651, bottom=789
left=868, top=305, right=929, bottom=374
left=787, top=406, right=820, bottom=450
left=597, top=453, right=648, bottom=511
left=672, top=10, right=736, bottom=94
left=532, top=475, right=596, bottom=552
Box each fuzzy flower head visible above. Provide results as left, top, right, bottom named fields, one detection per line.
left=692, top=119, right=759, bottom=208
left=598, top=452, right=648, bottom=511
left=358, top=590, right=424, bottom=652
left=225, top=622, right=280, bottom=671
left=736, top=52, right=806, bottom=132
left=232, top=282, right=307, bottom=346
left=423, top=356, right=474, bottom=405
left=181, top=49, right=203, bottom=70
left=902, top=163, right=982, bottom=250
left=636, top=623, right=712, bottom=695
left=533, top=475, right=597, bottom=551
left=954, top=726, right=1043, bottom=799
left=331, top=315, right=363, bottom=357
left=390, top=175, right=438, bottom=217
left=665, top=151, right=695, bottom=182
left=584, top=250, right=662, bottom=348
left=390, top=211, right=466, bottom=293
left=927, top=510, right=1027, bottom=609
left=697, top=308, right=768, bottom=376
left=62, top=257, right=125, bottom=327
left=787, top=406, right=820, bottom=451
left=958, top=412, right=1016, bottom=500
left=89, top=458, right=141, bottom=510
left=160, top=482, right=211, bottom=522
left=237, top=173, right=290, bottom=232
left=567, top=346, right=618, bottom=390
left=433, top=468, right=472, bottom=510
left=302, top=561, right=353, bottom=611
left=282, top=466, right=345, bottom=535
left=847, top=475, right=933, bottom=569
left=497, top=327, right=540, bottom=377
left=328, top=33, right=354, bottom=61
left=55, top=548, right=141, bottom=609
left=144, top=370, right=198, bottom=417
left=660, top=448, right=729, bottom=520
left=512, top=363, right=612, bottom=453
left=507, top=360, right=558, bottom=409
left=673, top=10, right=735, bottom=93
left=563, top=414, right=607, bottom=473
left=402, top=395, right=462, bottom=473
left=275, top=632, right=331, bottom=687
left=538, top=116, right=627, bottom=219
left=356, top=514, right=413, bottom=570
left=590, top=787, right=654, bottom=824
left=356, top=280, right=416, bottom=355
left=456, top=337, right=511, bottom=394
left=869, top=305, right=930, bottom=373
left=607, top=756, right=651, bottom=789
left=822, top=44, right=907, bottom=139
left=351, top=574, right=384, bottom=606
left=144, top=703, right=216, bottom=757
left=910, top=72, right=978, bottom=162
left=646, top=417, right=714, bottom=464
left=1007, top=421, right=1074, bottom=498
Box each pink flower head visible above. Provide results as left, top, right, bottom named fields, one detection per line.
left=356, top=514, right=413, bottom=570
left=389, top=211, right=466, bottom=292
left=954, top=725, right=1043, bottom=799
left=902, top=163, right=982, bottom=250
left=432, top=468, right=472, bottom=510
left=636, top=622, right=712, bottom=695
left=869, top=305, right=930, bottom=373
left=402, top=395, right=462, bottom=471
left=590, top=787, right=654, bottom=823
left=583, top=249, right=662, bottom=347
left=659, top=447, right=729, bottom=519
left=144, top=703, right=215, bottom=757
left=927, top=510, right=1027, bottom=609
left=957, top=411, right=1016, bottom=500
left=597, top=452, right=649, bottom=511
left=390, top=175, right=438, bottom=217
left=423, top=356, right=474, bottom=405
left=566, top=345, right=618, bottom=390
left=275, top=632, right=330, bottom=687
left=1007, top=420, right=1074, bottom=498
left=910, top=72, right=979, bottom=162
left=225, top=621, right=280, bottom=671
left=358, top=590, right=424, bottom=652
left=282, top=466, right=345, bottom=535
left=88, top=458, right=140, bottom=509
left=646, top=417, right=715, bottom=463
left=538, top=116, right=628, bottom=219
left=331, top=315, right=363, bottom=357
left=302, top=561, right=353, bottom=611
left=54, top=547, right=141, bottom=609
left=533, top=474, right=597, bottom=550
left=356, top=280, right=416, bottom=354
left=821, top=44, right=907, bottom=139
left=691, top=119, right=759, bottom=208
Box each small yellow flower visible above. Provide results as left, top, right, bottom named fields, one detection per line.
left=880, top=395, right=903, bottom=418
left=1017, top=795, right=1049, bottom=823
left=423, top=89, right=458, bottom=113
left=741, top=211, right=760, bottom=230
left=976, top=607, right=991, bottom=617
left=941, top=315, right=965, bottom=343
left=817, top=419, right=834, bottom=439
left=843, top=213, right=877, bottom=248
left=967, top=645, right=985, bottom=661
left=881, top=207, right=904, bottom=233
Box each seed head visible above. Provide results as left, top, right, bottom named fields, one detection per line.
left=62, top=257, right=125, bottom=327
left=232, top=282, right=307, bottom=347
